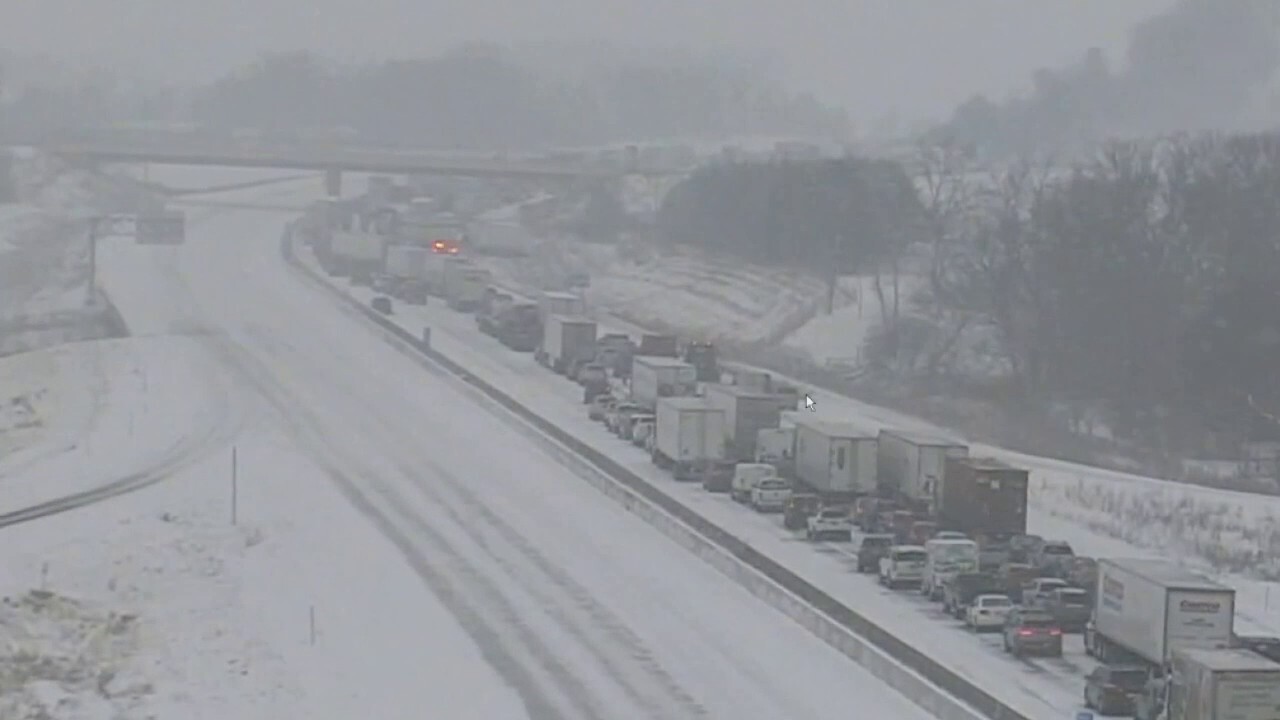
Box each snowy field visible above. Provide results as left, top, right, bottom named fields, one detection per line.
left=0, top=168, right=941, bottom=720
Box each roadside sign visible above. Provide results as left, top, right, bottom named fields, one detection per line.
left=134, top=211, right=186, bottom=245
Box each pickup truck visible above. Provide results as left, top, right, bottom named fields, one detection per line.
left=806, top=507, right=853, bottom=542
left=750, top=479, right=792, bottom=512
left=1039, top=586, right=1090, bottom=632
left=1022, top=577, right=1070, bottom=608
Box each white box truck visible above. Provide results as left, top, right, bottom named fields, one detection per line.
left=793, top=419, right=878, bottom=497
left=539, top=315, right=597, bottom=374
left=428, top=255, right=469, bottom=297
left=1164, top=647, right=1280, bottom=720
left=330, top=230, right=384, bottom=279
left=630, top=357, right=697, bottom=410
left=703, top=384, right=783, bottom=462
left=539, top=291, right=586, bottom=323
left=877, top=429, right=969, bottom=503
left=380, top=244, right=431, bottom=303
left=1088, top=558, right=1236, bottom=668
left=445, top=263, right=492, bottom=311
left=653, top=398, right=728, bottom=481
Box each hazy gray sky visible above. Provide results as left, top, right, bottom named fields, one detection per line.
left=0, top=0, right=1175, bottom=125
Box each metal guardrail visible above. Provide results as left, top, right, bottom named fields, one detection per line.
left=280, top=232, right=1032, bottom=720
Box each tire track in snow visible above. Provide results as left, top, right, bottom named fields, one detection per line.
left=193, top=322, right=605, bottom=720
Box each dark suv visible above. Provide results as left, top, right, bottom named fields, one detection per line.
left=943, top=572, right=1002, bottom=619
left=856, top=534, right=895, bottom=573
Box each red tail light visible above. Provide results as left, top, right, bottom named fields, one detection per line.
left=1048, top=628, right=1062, bottom=636
left=1017, top=629, right=1034, bottom=636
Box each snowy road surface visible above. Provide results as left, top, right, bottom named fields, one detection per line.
left=91, top=177, right=936, bottom=720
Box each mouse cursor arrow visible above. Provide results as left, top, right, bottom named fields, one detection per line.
left=804, top=394, right=817, bottom=412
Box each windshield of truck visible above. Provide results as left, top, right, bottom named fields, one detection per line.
left=894, top=550, right=926, bottom=562
left=1042, top=544, right=1073, bottom=556
left=757, top=480, right=788, bottom=490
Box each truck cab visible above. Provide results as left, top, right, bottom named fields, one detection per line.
left=922, top=538, right=981, bottom=600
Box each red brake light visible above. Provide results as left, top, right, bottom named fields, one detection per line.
left=1048, top=628, right=1062, bottom=636
left=1017, top=629, right=1034, bottom=636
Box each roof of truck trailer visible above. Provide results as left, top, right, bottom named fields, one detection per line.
left=795, top=418, right=875, bottom=439
left=953, top=456, right=1020, bottom=471
left=1103, top=558, right=1232, bottom=591
left=657, top=397, right=719, bottom=410
left=1177, top=647, right=1280, bottom=671
left=547, top=314, right=595, bottom=324
left=633, top=356, right=693, bottom=368
left=704, top=383, right=777, bottom=399
left=880, top=428, right=967, bottom=447
left=541, top=291, right=581, bottom=300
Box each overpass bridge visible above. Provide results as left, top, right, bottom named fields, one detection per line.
left=0, top=130, right=670, bottom=196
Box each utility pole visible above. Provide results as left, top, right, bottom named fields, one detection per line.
left=85, top=217, right=101, bottom=307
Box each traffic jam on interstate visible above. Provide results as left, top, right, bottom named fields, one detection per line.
left=287, top=175, right=1280, bottom=720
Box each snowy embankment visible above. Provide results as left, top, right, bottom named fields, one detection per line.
left=480, top=234, right=830, bottom=345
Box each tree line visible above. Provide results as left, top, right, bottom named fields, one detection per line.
left=654, top=134, right=1280, bottom=455
left=186, top=46, right=850, bottom=149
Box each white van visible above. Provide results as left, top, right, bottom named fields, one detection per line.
left=922, top=538, right=980, bottom=600
left=880, top=545, right=928, bottom=589
left=730, top=463, right=777, bottom=503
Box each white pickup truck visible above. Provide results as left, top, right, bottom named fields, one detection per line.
left=750, top=479, right=792, bottom=513
left=806, top=507, right=853, bottom=542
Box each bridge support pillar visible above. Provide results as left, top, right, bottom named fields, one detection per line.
left=324, top=168, right=342, bottom=197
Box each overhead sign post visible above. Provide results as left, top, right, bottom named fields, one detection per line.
left=85, top=211, right=187, bottom=305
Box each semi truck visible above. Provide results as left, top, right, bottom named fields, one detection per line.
left=497, top=302, right=541, bottom=351
left=937, top=457, right=1029, bottom=535
left=793, top=419, right=878, bottom=497
left=444, top=262, right=492, bottom=311
left=538, top=315, right=597, bottom=374
left=703, top=384, right=783, bottom=463
left=1159, top=647, right=1280, bottom=720
left=652, top=398, right=729, bottom=481
left=381, top=244, right=431, bottom=303
left=877, top=429, right=969, bottom=503
left=329, top=230, right=384, bottom=281
left=1087, top=558, right=1236, bottom=668
left=631, top=357, right=697, bottom=410
left=426, top=255, right=469, bottom=296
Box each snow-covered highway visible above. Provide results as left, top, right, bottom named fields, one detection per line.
left=86, top=175, right=937, bottom=719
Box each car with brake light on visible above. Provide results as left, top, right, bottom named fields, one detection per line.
left=1083, top=665, right=1147, bottom=716
left=879, top=545, right=927, bottom=589
left=806, top=506, right=853, bottom=542
left=1002, top=609, right=1063, bottom=657
left=749, top=479, right=791, bottom=512
left=966, top=593, right=1013, bottom=631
